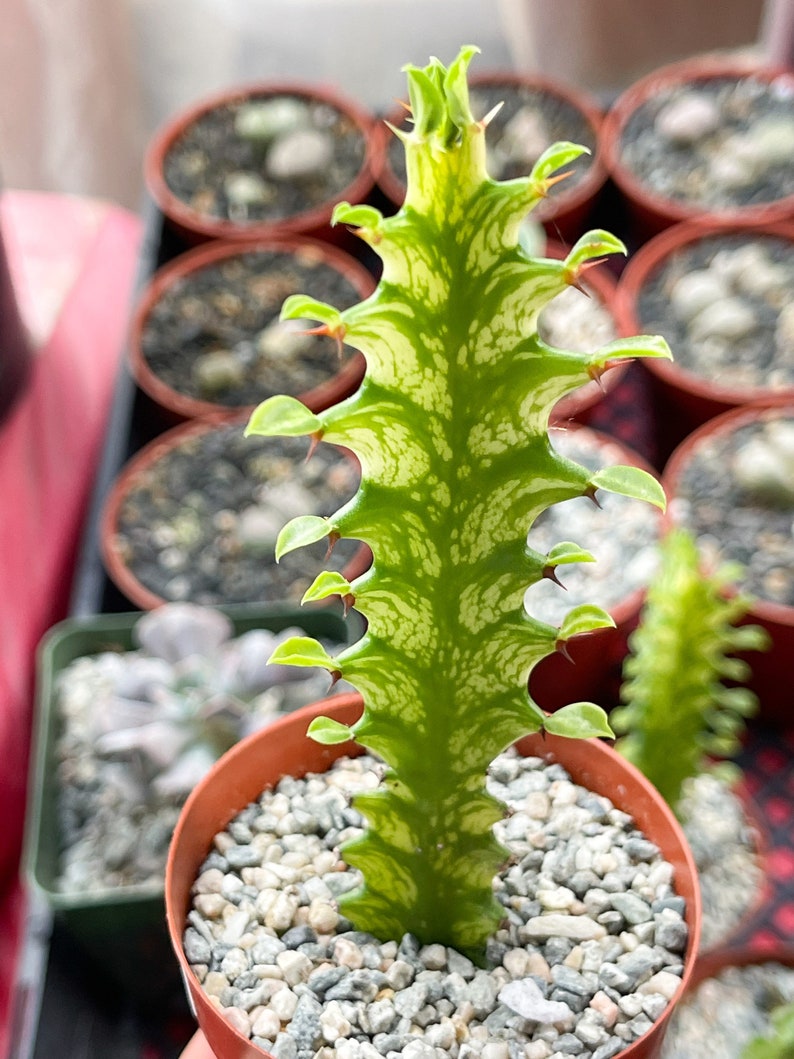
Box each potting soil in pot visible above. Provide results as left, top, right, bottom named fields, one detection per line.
left=676, top=774, right=763, bottom=951
left=184, top=751, right=689, bottom=1058
left=619, top=73, right=794, bottom=210
left=55, top=606, right=350, bottom=894
left=670, top=412, right=794, bottom=608
left=164, top=94, right=367, bottom=224
left=524, top=430, right=659, bottom=624
left=659, top=961, right=794, bottom=1058
left=387, top=83, right=597, bottom=215
left=141, top=248, right=365, bottom=408
left=112, top=430, right=360, bottom=606
left=634, top=232, right=794, bottom=393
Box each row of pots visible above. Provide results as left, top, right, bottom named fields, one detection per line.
left=146, top=56, right=794, bottom=250
left=128, top=219, right=794, bottom=454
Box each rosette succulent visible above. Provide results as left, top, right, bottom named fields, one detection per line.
left=612, top=528, right=770, bottom=811
left=245, top=46, right=671, bottom=962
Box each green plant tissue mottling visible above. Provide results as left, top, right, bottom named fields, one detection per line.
left=612, top=528, right=770, bottom=813
left=247, top=46, right=671, bottom=961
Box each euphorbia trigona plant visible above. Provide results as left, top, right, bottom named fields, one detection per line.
left=245, top=46, right=671, bottom=963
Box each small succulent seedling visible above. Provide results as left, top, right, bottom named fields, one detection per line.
left=611, top=528, right=769, bottom=811
left=246, top=46, right=671, bottom=962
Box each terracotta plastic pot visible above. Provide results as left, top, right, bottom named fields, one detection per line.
left=662, top=403, right=794, bottom=726
left=144, top=81, right=384, bottom=247
left=166, top=694, right=701, bottom=1059
left=528, top=425, right=661, bottom=714
left=615, top=220, right=794, bottom=462
left=129, top=236, right=375, bottom=425
left=100, top=414, right=370, bottom=611
left=376, top=72, right=607, bottom=242
left=544, top=239, right=629, bottom=425
left=602, top=57, right=794, bottom=240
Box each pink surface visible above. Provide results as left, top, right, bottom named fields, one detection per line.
left=0, top=191, right=141, bottom=1058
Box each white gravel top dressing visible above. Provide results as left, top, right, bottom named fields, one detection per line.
left=184, top=750, right=689, bottom=1059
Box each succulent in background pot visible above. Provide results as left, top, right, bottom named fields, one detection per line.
left=130, top=236, right=376, bottom=425
left=144, top=82, right=382, bottom=247
left=166, top=47, right=699, bottom=1059
left=24, top=601, right=358, bottom=1004
left=662, top=403, right=794, bottom=727
left=612, top=528, right=770, bottom=950
left=602, top=57, right=794, bottom=239
left=615, top=220, right=794, bottom=460
left=377, top=71, right=607, bottom=242
left=100, top=415, right=369, bottom=611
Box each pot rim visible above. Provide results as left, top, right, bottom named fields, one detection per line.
left=128, top=234, right=375, bottom=421
left=166, top=693, right=702, bottom=1059
left=662, top=401, right=794, bottom=626
left=614, top=219, right=794, bottom=406
left=602, top=57, right=794, bottom=229
left=144, top=80, right=383, bottom=242
left=99, top=414, right=369, bottom=611
left=376, top=69, right=607, bottom=225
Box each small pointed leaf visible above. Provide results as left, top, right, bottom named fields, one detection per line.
left=589, top=335, right=672, bottom=369
left=547, top=542, right=596, bottom=567
left=404, top=66, right=444, bottom=136
left=558, top=604, right=615, bottom=641
left=303, top=570, right=354, bottom=604
left=280, top=295, right=342, bottom=329
left=727, top=624, right=770, bottom=653
left=443, top=44, right=479, bottom=129
left=332, top=202, right=384, bottom=229
left=245, top=395, right=321, bottom=439
left=267, top=636, right=338, bottom=671
left=565, top=229, right=626, bottom=271
left=590, top=465, right=666, bottom=511
left=307, top=716, right=355, bottom=745
left=530, top=141, right=590, bottom=184
left=275, top=516, right=332, bottom=561
left=544, top=702, right=614, bottom=740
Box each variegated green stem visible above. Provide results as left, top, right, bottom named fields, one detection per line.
left=247, top=46, right=671, bottom=961
left=613, top=528, right=769, bottom=812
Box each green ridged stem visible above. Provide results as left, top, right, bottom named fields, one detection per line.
left=248, top=46, right=671, bottom=961
left=612, top=528, right=770, bottom=812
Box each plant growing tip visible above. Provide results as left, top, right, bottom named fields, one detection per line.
left=246, top=45, right=671, bottom=960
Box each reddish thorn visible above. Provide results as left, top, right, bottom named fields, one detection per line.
left=555, top=640, right=575, bottom=664
left=342, top=592, right=356, bottom=617
left=584, top=484, right=602, bottom=509
left=395, top=99, right=412, bottom=113
left=538, top=170, right=573, bottom=198
left=543, top=565, right=566, bottom=589
left=305, top=432, right=322, bottom=462
left=329, top=670, right=342, bottom=688
left=325, top=531, right=340, bottom=561
left=540, top=727, right=547, bottom=742
left=300, top=324, right=332, bottom=337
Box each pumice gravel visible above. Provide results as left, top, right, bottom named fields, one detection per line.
left=184, top=751, right=689, bottom=1059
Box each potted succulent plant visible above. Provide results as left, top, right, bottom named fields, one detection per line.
left=24, top=601, right=358, bottom=1003
left=129, top=236, right=377, bottom=425
left=611, top=528, right=770, bottom=950
left=614, top=220, right=794, bottom=460
left=165, top=47, right=700, bottom=1059
left=662, top=403, right=794, bottom=727
left=602, top=56, right=794, bottom=239
left=376, top=71, right=607, bottom=242
left=144, top=81, right=383, bottom=247
left=100, top=414, right=369, bottom=611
